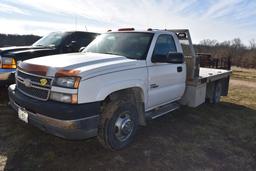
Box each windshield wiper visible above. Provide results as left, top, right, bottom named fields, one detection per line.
left=85, top=51, right=121, bottom=56
left=33, top=44, right=55, bottom=48
left=47, top=44, right=55, bottom=48
left=102, top=52, right=120, bottom=56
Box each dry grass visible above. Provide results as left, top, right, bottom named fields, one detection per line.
left=231, top=66, right=256, bottom=82
left=0, top=67, right=255, bottom=170
left=227, top=81, right=256, bottom=107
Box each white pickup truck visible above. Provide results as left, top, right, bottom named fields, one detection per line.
left=8, top=29, right=231, bottom=150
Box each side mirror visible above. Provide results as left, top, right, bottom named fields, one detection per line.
left=166, top=52, right=184, bottom=64
left=66, top=41, right=77, bottom=48
left=70, top=40, right=77, bottom=45
left=65, top=41, right=77, bottom=52
left=151, top=54, right=167, bottom=63
left=152, top=52, right=184, bottom=64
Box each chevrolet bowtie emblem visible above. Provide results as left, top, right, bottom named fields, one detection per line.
left=24, top=79, right=32, bottom=87
left=40, top=79, right=48, bottom=86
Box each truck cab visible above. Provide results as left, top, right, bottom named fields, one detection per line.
left=0, top=31, right=99, bottom=86
left=8, top=28, right=231, bottom=150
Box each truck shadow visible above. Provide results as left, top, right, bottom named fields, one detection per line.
left=1, top=102, right=256, bottom=170
left=0, top=87, right=8, bottom=106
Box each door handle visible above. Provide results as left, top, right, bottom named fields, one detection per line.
left=150, top=84, right=159, bottom=89
left=177, top=66, right=182, bottom=72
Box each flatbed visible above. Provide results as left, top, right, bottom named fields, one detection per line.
left=199, top=67, right=232, bottom=82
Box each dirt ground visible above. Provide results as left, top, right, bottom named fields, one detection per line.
left=0, top=69, right=256, bottom=171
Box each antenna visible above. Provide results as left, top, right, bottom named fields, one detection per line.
left=74, top=15, right=77, bottom=31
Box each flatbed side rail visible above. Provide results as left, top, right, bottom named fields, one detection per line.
left=198, top=53, right=231, bottom=70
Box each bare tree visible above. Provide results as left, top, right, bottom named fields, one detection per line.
left=195, top=38, right=256, bottom=68
left=249, top=39, right=256, bottom=49
left=199, top=39, right=218, bottom=46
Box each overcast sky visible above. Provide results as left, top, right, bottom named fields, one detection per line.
left=0, top=0, right=255, bottom=44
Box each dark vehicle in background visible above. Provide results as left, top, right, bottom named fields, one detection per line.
left=0, top=31, right=99, bottom=86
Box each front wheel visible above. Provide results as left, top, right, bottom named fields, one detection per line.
left=98, top=100, right=139, bottom=150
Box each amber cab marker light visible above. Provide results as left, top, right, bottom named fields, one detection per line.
left=118, top=28, right=135, bottom=31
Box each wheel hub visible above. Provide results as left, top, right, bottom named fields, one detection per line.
left=121, top=119, right=133, bottom=135
left=114, top=113, right=134, bottom=142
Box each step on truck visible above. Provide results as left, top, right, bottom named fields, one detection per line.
left=8, top=28, right=232, bottom=150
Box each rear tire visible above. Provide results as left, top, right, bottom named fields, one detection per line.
left=98, top=98, right=139, bottom=150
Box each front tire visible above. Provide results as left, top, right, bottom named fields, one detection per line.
left=98, top=99, right=139, bottom=150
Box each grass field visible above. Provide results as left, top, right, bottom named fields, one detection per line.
left=231, top=66, right=256, bottom=82
left=0, top=67, right=255, bottom=170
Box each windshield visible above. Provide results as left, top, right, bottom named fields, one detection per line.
left=84, top=32, right=153, bottom=60
left=33, top=32, right=66, bottom=47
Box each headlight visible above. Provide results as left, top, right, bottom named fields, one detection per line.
left=0, top=57, right=17, bottom=69
left=53, top=77, right=80, bottom=89
left=50, top=92, right=78, bottom=104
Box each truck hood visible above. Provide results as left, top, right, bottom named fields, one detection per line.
left=0, top=45, right=55, bottom=58
left=21, top=52, right=146, bottom=79
left=0, top=46, right=32, bottom=52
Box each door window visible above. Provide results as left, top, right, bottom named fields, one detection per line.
left=153, top=34, right=177, bottom=58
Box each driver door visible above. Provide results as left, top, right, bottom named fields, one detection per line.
left=147, top=34, right=186, bottom=109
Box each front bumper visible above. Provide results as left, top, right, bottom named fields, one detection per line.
left=0, top=69, right=15, bottom=86
left=8, top=84, right=101, bottom=140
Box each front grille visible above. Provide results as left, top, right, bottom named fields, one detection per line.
left=16, top=70, right=52, bottom=101
left=17, top=81, right=49, bottom=100
left=17, top=70, right=51, bottom=87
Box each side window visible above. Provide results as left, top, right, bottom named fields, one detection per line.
left=64, top=33, right=96, bottom=52
left=78, top=33, right=97, bottom=47
left=153, top=34, right=177, bottom=57
left=61, top=34, right=73, bottom=53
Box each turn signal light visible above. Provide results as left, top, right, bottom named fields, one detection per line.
left=71, top=94, right=78, bottom=104
left=2, top=58, right=17, bottom=69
